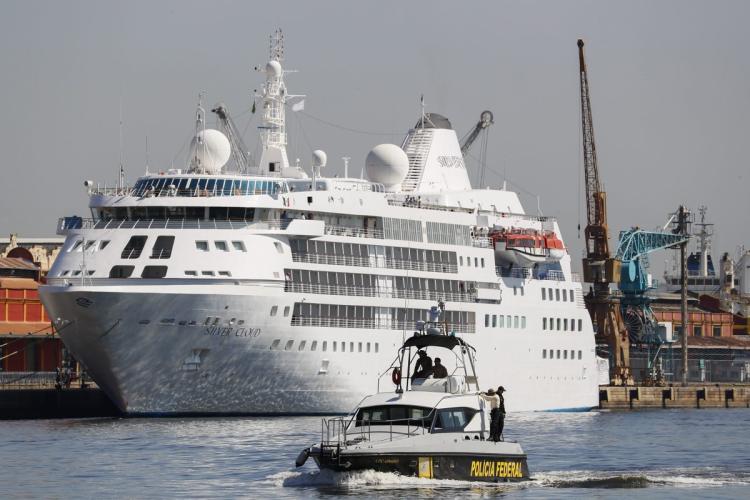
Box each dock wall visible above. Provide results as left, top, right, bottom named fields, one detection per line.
left=599, top=385, right=750, bottom=409
left=0, top=388, right=122, bottom=419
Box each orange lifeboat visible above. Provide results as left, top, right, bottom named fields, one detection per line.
left=489, top=227, right=566, bottom=267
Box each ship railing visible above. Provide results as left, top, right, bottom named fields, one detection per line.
left=291, top=253, right=458, bottom=273
left=284, top=282, right=476, bottom=303
left=472, top=237, right=492, bottom=248
left=494, top=266, right=581, bottom=283
left=0, top=371, right=57, bottom=389
left=323, top=225, right=385, bottom=239
left=386, top=198, right=476, bottom=214
left=290, top=316, right=475, bottom=334
left=57, top=217, right=293, bottom=234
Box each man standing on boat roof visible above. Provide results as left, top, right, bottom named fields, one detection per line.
left=479, top=388, right=501, bottom=442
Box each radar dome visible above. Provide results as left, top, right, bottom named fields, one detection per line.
left=365, top=144, right=408, bottom=190
left=312, top=149, right=327, bottom=168
left=266, top=60, right=282, bottom=78
left=190, top=129, right=231, bottom=173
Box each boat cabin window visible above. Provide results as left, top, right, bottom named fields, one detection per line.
left=432, top=407, right=477, bottom=433
left=109, top=265, right=134, bottom=278
left=141, top=266, right=168, bottom=279
left=355, top=405, right=432, bottom=428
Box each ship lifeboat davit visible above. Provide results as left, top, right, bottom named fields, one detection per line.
left=490, top=228, right=566, bottom=267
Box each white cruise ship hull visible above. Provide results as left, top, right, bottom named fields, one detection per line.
left=40, top=282, right=599, bottom=415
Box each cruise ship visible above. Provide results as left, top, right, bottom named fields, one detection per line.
left=40, top=34, right=598, bottom=415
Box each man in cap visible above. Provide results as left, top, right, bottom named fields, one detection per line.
left=479, top=388, right=501, bottom=441
left=496, top=386, right=506, bottom=440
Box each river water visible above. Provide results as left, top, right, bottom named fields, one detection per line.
left=1, top=409, right=749, bottom=499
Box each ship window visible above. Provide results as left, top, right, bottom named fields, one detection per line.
left=215, top=241, right=228, bottom=252
left=474, top=257, right=478, bottom=267
left=142, top=266, right=167, bottom=278
left=109, top=265, right=134, bottom=278
left=202, top=271, right=215, bottom=276
left=87, top=270, right=95, bottom=276
left=570, top=290, right=575, bottom=302
left=232, top=241, right=246, bottom=252
left=60, top=270, right=70, bottom=276
left=564, top=350, right=568, bottom=359
left=481, top=258, right=485, bottom=268
left=298, top=341, right=306, bottom=351
left=548, top=288, right=553, bottom=300
left=285, top=340, right=293, bottom=351
left=311, top=341, right=318, bottom=351
left=283, top=306, right=290, bottom=317
left=521, top=316, right=526, bottom=329
left=332, top=341, right=337, bottom=352
left=543, top=349, right=547, bottom=359
left=69, top=240, right=83, bottom=252
left=513, top=287, right=517, bottom=296
left=433, top=408, right=477, bottom=433
left=514, top=316, right=519, bottom=328
left=195, top=241, right=209, bottom=251
left=84, top=240, right=97, bottom=252
left=367, top=342, right=371, bottom=353
left=121, top=235, right=148, bottom=259
left=556, top=318, right=561, bottom=330
left=578, top=319, right=583, bottom=331
left=542, top=288, right=546, bottom=300
left=270, top=306, right=278, bottom=316
left=578, top=350, right=582, bottom=360
left=160, top=318, right=175, bottom=325
left=138, top=319, right=150, bottom=325
left=99, top=240, right=110, bottom=250
left=188, top=320, right=197, bottom=326
left=492, top=315, right=497, bottom=328
left=555, top=289, right=560, bottom=301
left=563, top=319, right=568, bottom=331
left=350, top=342, right=354, bottom=352
left=358, top=342, right=362, bottom=353
left=506, top=315, right=511, bottom=328
left=467, top=257, right=471, bottom=267
left=498, top=315, right=504, bottom=328
left=556, top=349, right=561, bottom=359
left=341, top=342, right=345, bottom=352
left=543, top=317, right=547, bottom=330
left=151, top=236, right=175, bottom=259
left=484, top=314, right=490, bottom=328
left=570, top=350, right=575, bottom=360
left=270, top=339, right=280, bottom=350
left=375, top=343, right=379, bottom=353
left=218, top=271, right=231, bottom=277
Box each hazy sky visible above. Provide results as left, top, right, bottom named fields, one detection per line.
left=1, top=0, right=748, bottom=274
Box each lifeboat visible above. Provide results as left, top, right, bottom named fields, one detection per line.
left=489, top=227, right=565, bottom=267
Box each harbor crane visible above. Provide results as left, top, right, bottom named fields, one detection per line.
left=211, top=103, right=252, bottom=173
left=460, top=111, right=494, bottom=186
left=577, top=39, right=633, bottom=385
left=615, top=228, right=689, bottom=383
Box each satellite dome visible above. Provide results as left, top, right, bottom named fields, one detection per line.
left=266, top=60, right=282, bottom=78
left=312, top=149, right=327, bottom=168
left=365, top=144, right=408, bottom=190
left=190, top=129, right=231, bottom=173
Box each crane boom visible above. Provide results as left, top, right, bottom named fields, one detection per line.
left=211, top=103, right=251, bottom=173
left=577, top=39, right=632, bottom=386
left=460, top=110, right=494, bottom=155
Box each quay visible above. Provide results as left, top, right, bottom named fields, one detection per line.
left=0, top=386, right=121, bottom=420
left=599, top=385, right=750, bottom=410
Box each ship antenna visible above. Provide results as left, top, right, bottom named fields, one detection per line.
left=420, top=94, right=425, bottom=129
left=118, top=97, right=125, bottom=190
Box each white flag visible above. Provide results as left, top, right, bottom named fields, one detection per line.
left=291, top=99, right=305, bottom=112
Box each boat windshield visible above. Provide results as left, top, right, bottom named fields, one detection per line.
left=355, top=405, right=432, bottom=428
left=431, top=407, right=478, bottom=433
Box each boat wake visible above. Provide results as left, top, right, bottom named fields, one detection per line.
left=267, top=467, right=750, bottom=491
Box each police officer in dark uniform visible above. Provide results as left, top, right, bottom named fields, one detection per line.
left=496, top=386, right=506, bottom=440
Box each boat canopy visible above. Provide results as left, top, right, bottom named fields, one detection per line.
left=401, top=334, right=475, bottom=352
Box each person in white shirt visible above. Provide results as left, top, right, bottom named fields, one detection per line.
left=479, top=388, right=501, bottom=441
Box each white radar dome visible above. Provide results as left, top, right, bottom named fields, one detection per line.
left=312, top=149, right=327, bottom=168
left=266, top=60, right=282, bottom=78
left=190, top=129, right=231, bottom=173
left=365, top=144, right=408, bottom=190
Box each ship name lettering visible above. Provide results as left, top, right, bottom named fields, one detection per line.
left=203, top=327, right=261, bottom=338
left=436, top=155, right=465, bottom=169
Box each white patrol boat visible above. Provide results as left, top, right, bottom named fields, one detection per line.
left=296, top=306, right=529, bottom=482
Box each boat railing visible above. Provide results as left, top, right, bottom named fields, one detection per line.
left=57, top=217, right=292, bottom=234
left=494, top=266, right=581, bottom=283
left=284, top=282, right=476, bottom=303
left=290, top=316, right=475, bottom=334
left=323, top=225, right=385, bottom=239
left=291, top=253, right=459, bottom=273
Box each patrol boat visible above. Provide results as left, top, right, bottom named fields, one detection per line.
left=296, top=305, right=529, bottom=482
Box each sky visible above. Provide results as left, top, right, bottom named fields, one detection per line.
left=1, top=0, right=748, bottom=274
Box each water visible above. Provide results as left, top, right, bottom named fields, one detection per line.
left=1, top=409, right=749, bottom=499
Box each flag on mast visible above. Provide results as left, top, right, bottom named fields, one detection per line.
left=292, top=99, right=305, bottom=112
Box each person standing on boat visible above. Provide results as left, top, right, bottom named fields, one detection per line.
left=479, top=388, right=501, bottom=441
left=496, top=386, right=507, bottom=440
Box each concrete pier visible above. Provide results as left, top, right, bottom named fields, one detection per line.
left=599, top=385, right=750, bottom=409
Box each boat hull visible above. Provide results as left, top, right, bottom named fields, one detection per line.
left=313, top=450, right=529, bottom=481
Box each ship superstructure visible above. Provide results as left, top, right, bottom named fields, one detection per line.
left=39, top=35, right=598, bottom=414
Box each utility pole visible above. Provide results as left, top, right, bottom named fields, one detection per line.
left=677, top=205, right=690, bottom=386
